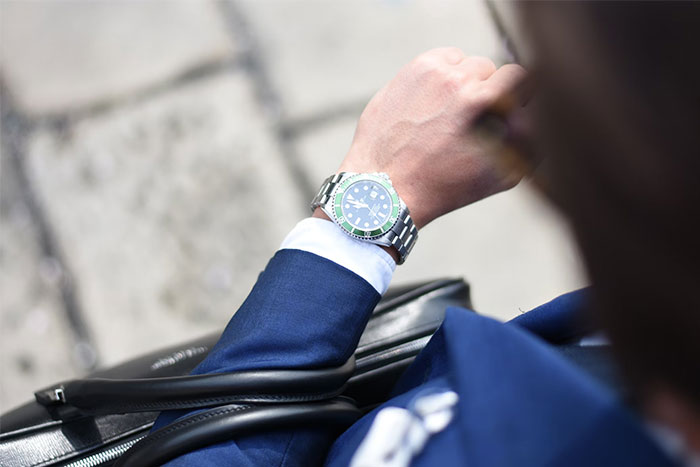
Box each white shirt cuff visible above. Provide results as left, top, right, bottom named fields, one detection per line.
left=279, top=217, right=396, bottom=295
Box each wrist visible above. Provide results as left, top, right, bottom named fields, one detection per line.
left=394, top=190, right=431, bottom=230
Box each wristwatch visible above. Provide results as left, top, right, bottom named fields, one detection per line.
left=310, top=172, right=418, bottom=264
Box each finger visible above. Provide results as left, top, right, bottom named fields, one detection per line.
left=455, top=56, right=497, bottom=81
left=486, top=64, right=528, bottom=102
left=423, top=47, right=467, bottom=65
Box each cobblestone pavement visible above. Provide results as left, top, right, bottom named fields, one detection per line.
left=0, top=0, right=587, bottom=411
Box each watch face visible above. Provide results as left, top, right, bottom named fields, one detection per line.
left=333, top=174, right=400, bottom=238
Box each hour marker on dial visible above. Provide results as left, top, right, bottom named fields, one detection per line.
left=354, top=188, right=359, bottom=193
left=364, top=222, right=369, bottom=227
left=380, top=195, right=386, bottom=200
left=383, top=204, right=388, bottom=209
left=348, top=213, right=353, bottom=218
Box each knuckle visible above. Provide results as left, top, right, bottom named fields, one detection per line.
left=436, top=46, right=466, bottom=64
left=466, top=56, right=497, bottom=77
left=411, top=54, right=441, bottom=74
left=442, top=71, right=465, bottom=92
left=479, top=57, right=498, bottom=73
left=413, top=47, right=466, bottom=69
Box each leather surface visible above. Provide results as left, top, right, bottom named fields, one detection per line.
left=0, top=277, right=470, bottom=467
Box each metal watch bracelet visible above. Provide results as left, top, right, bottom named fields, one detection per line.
left=310, top=172, right=418, bottom=264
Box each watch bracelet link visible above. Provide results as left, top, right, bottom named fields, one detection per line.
left=310, top=172, right=346, bottom=212
left=310, top=172, right=417, bottom=264
left=383, top=210, right=418, bottom=264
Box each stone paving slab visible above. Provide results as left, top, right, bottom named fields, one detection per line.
left=24, top=71, right=306, bottom=368
left=0, top=0, right=235, bottom=117
left=1, top=147, right=76, bottom=411
left=292, top=118, right=588, bottom=321
left=239, top=0, right=502, bottom=120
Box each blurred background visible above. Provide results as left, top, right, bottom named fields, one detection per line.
left=0, top=0, right=586, bottom=412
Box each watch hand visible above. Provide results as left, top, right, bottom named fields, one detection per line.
left=368, top=206, right=381, bottom=220
left=349, top=200, right=369, bottom=209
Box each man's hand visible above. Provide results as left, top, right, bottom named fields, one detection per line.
left=335, top=48, right=526, bottom=229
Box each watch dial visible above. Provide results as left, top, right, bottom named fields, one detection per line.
left=340, top=180, right=394, bottom=231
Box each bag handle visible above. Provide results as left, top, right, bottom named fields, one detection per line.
left=114, top=398, right=361, bottom=467
left=35, top=357, right=355, bottom=419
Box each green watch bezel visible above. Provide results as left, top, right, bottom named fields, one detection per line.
left=331, top=173, right=401, bottom=239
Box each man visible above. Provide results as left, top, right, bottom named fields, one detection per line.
left=154, top=3, right=700, bottom=465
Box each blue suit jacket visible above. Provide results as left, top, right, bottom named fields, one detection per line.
left=154, top=249, right=675, bottom=466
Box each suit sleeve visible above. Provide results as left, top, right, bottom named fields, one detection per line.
left=153, top=248, right=381, bottom=466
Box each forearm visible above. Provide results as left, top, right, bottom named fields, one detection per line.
left=190, top=248, right=382, bottom=375
left=152, top=221, right=395, bottom=466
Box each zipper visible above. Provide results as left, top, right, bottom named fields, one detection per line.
left=59, top=434, right=146, bottom=467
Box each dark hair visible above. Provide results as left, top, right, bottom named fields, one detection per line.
left=520, top=2, right=700, bottom=405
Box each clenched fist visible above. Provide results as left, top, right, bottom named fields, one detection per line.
left=333, top=48, right=526, bottom=230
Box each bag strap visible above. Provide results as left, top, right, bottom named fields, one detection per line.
left=35, top=357, right=355, bottom=419
left=114, top=398, right=361, bottom=467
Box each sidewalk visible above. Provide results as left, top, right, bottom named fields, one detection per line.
left=0, top=0, right=586, bottom=411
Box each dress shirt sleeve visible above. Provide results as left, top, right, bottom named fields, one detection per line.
left=153, top=218, right=395, bottom=466
left=279, top=217, right=396, bottom=295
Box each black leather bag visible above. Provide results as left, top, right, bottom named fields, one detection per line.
left=0, top=278, right=471, bottom=467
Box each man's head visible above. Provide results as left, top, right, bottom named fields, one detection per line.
left=518, top=1, right=700, bottom=448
